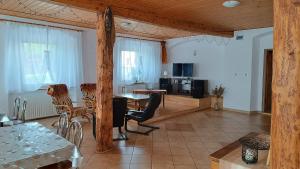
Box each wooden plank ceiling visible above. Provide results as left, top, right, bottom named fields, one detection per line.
left=0, top=0, right=273, bottom=40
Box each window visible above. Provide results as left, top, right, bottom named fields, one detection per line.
left=22, top=42, right=55, bottom=85
left=0, top=21, right=83, bottom=92
left=121, top=51, right=140, bottom=82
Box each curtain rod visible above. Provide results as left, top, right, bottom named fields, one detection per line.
left=0, top=19, right=164, bottom=42
left=116, top=35, right=163, bottom=42
left=0, top=19, right=83, bottom=32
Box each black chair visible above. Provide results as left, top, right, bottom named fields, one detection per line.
left=125, top=93, right=161, bottom=135
left=92, top=97, right=128, bottom=140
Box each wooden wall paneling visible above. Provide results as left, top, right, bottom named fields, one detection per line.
left=272, top=0, right=300, bottom=169
left=95, top=7, right=115, bottom=152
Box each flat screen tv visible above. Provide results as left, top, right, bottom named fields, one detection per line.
left=183, top=63, right=193, bottom=77
left=173, top=63, right=182, bottom=76
left=173, top=63, right=193, bottom=77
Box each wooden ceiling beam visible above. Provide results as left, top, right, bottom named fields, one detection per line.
left=48, top=0, right=234, bottom=37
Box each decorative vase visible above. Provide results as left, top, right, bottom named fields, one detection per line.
left=213, top=97, right=222, bottom=111
left=214, top=102, right=220, bottom=111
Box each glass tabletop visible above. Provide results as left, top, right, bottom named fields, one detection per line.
left=115, top=93, right=150, bottom=100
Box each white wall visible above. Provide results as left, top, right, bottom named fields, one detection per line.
left=223, top=28, right=273, bottom=112
left=164, top=36, right=227, bottom=91
left=165, top=28, right=273, bottom=112
left=250, top=30, right=273, bottom=111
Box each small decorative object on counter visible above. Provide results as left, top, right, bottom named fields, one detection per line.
left=239, top=134, right=270, bottom=164
left=211, top=85, right=225, bottom=111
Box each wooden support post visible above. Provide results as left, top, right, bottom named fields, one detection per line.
left=272, top=0, right=300, bottom=169
left=292, top=0, right=300, bottom=5
left=95, top=7, right=115, bottom=152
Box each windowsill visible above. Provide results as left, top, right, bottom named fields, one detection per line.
left=132, top=82, right=145, bottom=84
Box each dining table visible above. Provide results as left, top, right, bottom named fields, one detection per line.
left=0, top=122, right=78, bottom=169
left=0, top=113, right=12, bottom=127
left=132, top=89, right=167, bottom=108
left=115, top=93, right=150, bottom=110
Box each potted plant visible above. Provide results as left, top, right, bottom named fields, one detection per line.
left=211, top=85, right=225, bottom=111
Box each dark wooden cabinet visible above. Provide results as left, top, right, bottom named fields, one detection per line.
left=159, top=78, right=172, bottom=94
left=159, top=78, right=208, bottom=98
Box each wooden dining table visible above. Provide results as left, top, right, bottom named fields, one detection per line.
left=0, top=122, right=76, bottom=169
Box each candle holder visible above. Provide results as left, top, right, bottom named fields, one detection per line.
left=239, top=135, right=270, bottom=164
left=241, top=144, right=258, bottom=164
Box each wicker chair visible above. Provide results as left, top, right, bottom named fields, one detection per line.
left=47, top=84, right=90, bottom=123
left=80, top=83, right=96, bottom=112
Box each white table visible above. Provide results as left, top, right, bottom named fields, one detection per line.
left=0, top=122, right=75, bottom=169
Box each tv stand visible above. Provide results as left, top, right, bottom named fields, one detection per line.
left=159, top=78, right=208, bottom=98
left=171, top=78, right=192, bottom=95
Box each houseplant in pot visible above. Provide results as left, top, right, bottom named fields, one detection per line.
left=212, top=85, right=225, bottom=111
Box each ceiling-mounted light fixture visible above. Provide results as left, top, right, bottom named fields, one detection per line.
left=223, top=0, right=240, bottom=8
left=120, top=21, right=132, bottom=29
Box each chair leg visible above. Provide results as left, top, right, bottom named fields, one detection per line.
left=138, top=123, right=160, bottom=129
left=113, top=127, right=128, bottom=141
left=51, top=120, right=58, bottom=127
left=125, top=118, right=160, bottom=135
left=81, top=114, right=91, bottom=123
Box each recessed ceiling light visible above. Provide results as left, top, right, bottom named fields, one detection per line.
left=120, top=21, right=132, bottom=28
left=223, top=0, right=240, bottom=8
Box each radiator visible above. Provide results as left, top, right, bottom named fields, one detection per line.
left=9, top=90, right=57, bottom=120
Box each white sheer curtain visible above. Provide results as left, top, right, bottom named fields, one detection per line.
left=0, top=22, right=83, bottom=113
left=113, top=37, right=161, bottom=94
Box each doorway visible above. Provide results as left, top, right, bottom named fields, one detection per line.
left=262, top=50, right=273, bottom=113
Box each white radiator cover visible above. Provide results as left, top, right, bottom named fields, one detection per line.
left=9, top=90, right=57, bottom=120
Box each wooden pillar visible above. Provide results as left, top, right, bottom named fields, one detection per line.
left=95, top=7, right=115, bottom=152
left=272, top=0, right=300, bottom=168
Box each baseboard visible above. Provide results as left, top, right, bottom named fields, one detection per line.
left=223, top=107, right=252, bottom=114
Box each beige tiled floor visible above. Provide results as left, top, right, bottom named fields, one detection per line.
left=38, top=110, right=270, bottom=169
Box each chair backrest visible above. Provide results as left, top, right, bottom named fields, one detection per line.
left=57, top=112, right=69, bottom=138
left=13, top=97, right=21, bottom=119
left=113, top=97, right=128, bottom=127
left=67, top=120, right=83, bottom=148
left=13, top=97, right=27, bottom=123
left=80, top=83, right=96, bottom=110
left=141, top=93, right=161, bottom=121
left=47, top=84, right=73, bottom=113
left=92, top=97, right=128, bottom=138
left=19, top=100, right=27, bottom=123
